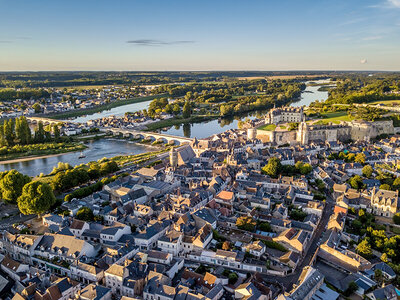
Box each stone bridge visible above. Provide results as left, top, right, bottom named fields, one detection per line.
left=26, top=117, right=65, bottom=126
left=100, top=127, right=193, bottom=145
left=26, top=117, right=193, bottom=145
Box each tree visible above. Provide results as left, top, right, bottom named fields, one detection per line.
left=356, top=239, right=372, bottom=258
left=344, top=281, right=358, bottom=296
left=34, top=121, right=45, bottom=143
left=228, top=272, right=238, bottom=284
left=53, top=125, right=60, bottom=141
left=349, top=175, right=365, bottom=190
left=374, top=269, right=383, bottom=284
left=3, top=119, right=15, bottom=146
left=393, top=213, right=400, bottom=225
left=172, top=104, right=180, bottom=115
left=392, top=177, right=400, bottom=191
left=182, top=123, right=191, bottom=138
left=355, top=153, right=366, bottom=164
left=299, top=163, right=312, bottom=175
left=0, top=170, right=31, bottom=204
left=222, top=241, right=231, bottom=251
left=182, top=101, right=191, bottom=119
left=236, top=216, right=256, bottom=232
left=362, top=165, right=373, bottom=178
left=380, top=183, right=391, bottom=191
left=17, top=181, right=56, bottom=216
left=381, top=252, right=388, bottom=263
left=76, top=207, right=94, bottom=222
left=258, top=222, right=272, bottom=232
left=262, top=157, right=282, bottom=178
left=32, top=103, right=41, bottom=113
left=288, top=122, right=299, bottom=131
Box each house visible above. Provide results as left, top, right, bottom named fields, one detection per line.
left=327, top=213, right=346, bottom=232
left=157, top=230, right=183, bottom=256
left=105, top=263, right=128, bottom=295
left=147, top=250, right=173, bottom=265
left=134, top=221, right=171, bottom=250
left=278, top=267, right=325, bottom=300
left=142, top=271, right=172, bottom=300
left=370, top=187, right=399, bottom=218
left=273, top=228, right=310, bottom=254
left=366, top=284, right=397, bottom=300
left=215, top=190, right=235, bottom=213
left=1, top=232, right=42, bottom=264
left=235, top=282, right=270, bottom=300
left=79, top=284, right=112, bottom=300
left=70, top=262, right=105, bottom=284
left=15, top=277, right=81, bottom=300
left=1, top=256, right=29, bottom=281
left=70, top=219, right=90, bottom=238
left=273, top=204, right=288, bottom=219
left=372, top=262, right=397, bottom=280
left=100, top=224, right=131, bottom=244
left=192, top=208, right=217, bottom=229
left=122, top=261, right=148, bottom=297
left=42, top=214, right=65, bottom=227
left=33, top=233, right=97, bottom=263
left=241, top=241, right=266, bottom=258
left=192, top=224, right=213, bottom=249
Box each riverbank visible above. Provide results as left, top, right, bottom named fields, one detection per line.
left=0, top=153, right=73, bottom=164
left=44, top=94, right=166, bottom=120
left=144, top=114, right=219, bottom=131
left=0, top=143, right=87, bottom=163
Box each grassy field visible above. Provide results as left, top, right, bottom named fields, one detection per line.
left=258, top=124, right=277, bottom=131
left=237, top=75, right=328, bottom=80
left=56, top=85, right=110, bottom=90
left=0, top=143, right=87, bottom=162
left=46, top=94, right=166, bottom=120
left=369, top=99, right=400, bottom=105
left=144, top=114, right=218, bottom=131
left=317, top=111, right=354, bottom=124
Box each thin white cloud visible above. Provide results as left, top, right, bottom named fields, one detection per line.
left=370, top=0, right=400, bottom=8
left=362, top=35, right=383, bottom=40
left=388, top=0, right=400, bottom=8
left=126, top=39, right=195, bottom=46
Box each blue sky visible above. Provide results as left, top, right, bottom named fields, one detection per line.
left=0, top=0, right=399, bottom=71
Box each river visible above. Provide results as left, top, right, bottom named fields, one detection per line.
left=290, top=80, right=330, bottom=107
left=2, top=82, right=329, bottom=176
left=0, top=139, right=153, bottom=177
left=70, top=99, right=154, bottom=123
left=158, top=81, right=329, bottom=138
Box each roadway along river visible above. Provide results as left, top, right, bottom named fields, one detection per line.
left=0, top=139, right=154, bottom=177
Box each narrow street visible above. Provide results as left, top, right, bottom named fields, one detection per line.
left=263, top=191, right=335, bottom=292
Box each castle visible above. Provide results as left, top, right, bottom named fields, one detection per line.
left=265, top=106, right=304, bottom=124
left=256, top=107, right=394, bottom=145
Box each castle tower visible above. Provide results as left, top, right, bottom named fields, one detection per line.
left=247, top=128, right=257, bottom=140
left=170, top=147, right=178, bottom=168
left=297, top=121, right=309, bottom=145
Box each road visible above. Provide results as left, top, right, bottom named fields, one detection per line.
left=263, top=191, right=335, bottom=291
left=0, top=213, right=36, bottom=230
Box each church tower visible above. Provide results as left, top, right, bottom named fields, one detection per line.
left=170, top=147, right=178, bottom=168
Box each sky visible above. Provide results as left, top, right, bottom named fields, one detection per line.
left=0, top=0, right=399, bottom=71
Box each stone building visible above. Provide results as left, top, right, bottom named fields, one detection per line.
left=257, top=111, right=394, bottom=146
left=371, top=187, right=399, bottom=218
left=265, top=106, right=304, bottom=124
